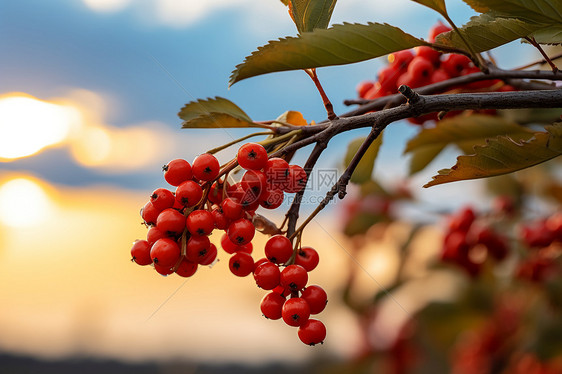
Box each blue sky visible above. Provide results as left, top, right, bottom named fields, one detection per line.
left=0, top=0, right=535, bottom=197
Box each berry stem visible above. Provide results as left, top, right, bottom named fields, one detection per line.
left=305, top=68, right=338, bottom=120
left=524, top=36, right=559, bottom=73
left=442, top=14, right=486, bottom=71
left=206, top=132, right=273, bottom=154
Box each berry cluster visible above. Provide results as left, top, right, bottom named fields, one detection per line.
left=130, top=142, right=327, bottom=345
left=516, top=213, right=562, bottom=282
left=356, top=21, right=512, bottom=125
left=256, top=236, right=327, bottom=345
left=441, top=206, right=509, bottom=277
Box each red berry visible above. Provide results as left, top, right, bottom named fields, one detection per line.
left=298, top=319, right=326, bottom=345
left=175, top=258, right=198, bottom=277
left=407, top=56, right=434, bottom=82
left=378, top=66, right=400, bottom=93
left=186, top=209, right=215, bottom=236
left=227, top=219, right=255, bottom=246
left=253, top=261, right=281, bottom=290
left=282, top=298, right=310, bottom=327
left=154, top=263, right=174, bottom=276
left=156, top=208, right=186, bottom=235
left=220, top=233, right=253, bottom=254
left=237, top=143, right=268, bottom=170
left=284, top=164, right=307, bottom=193
left=186, top=235, right=211, bottom=263
left=265, top=235, right=293, bottom=264
left=253, top=257, right=269, bottom=271
left=131, top=240, right=152, bottom=265
left=141, top=201, right=160, bottom=226
left=448, top=206, right=476, bottom=232
left=241, top=170, right=267, bottom=198
left=259, top=188, right=284, bottom=209
left=175, top=180, right=203, bottom=207
left=192, top=153, right=220, bottom=181
left=428, top=21, right=452, bottom=43
left=295, top=246, right=319, bottom=272
left=150, top=238, right=181, bottom=268
left=415, top=46, right=441, bottom=65
left=260, top=292, right=286, bottom=320
left=198, top=243, right=218, bottom=265
left=301, top=285, right=327, bottom=314
left=229, top=252, right=254, bottom=277
left=430, top=68, right=450, bottom=84
left=211, top=206, right=229, bottom=230
left=388, top=50, right=414, bottom=70
left=146, top=226, right=167, bottom=245
left=441, top=54, right=472, bottom=77
left=150, top=188, right=175, bottom=211
left=264, top=157, right=290, bottom=185
left=280, top=264, right=308, bottom=292
left=208, top=181, right=227, bottom=204
left=221, top=197, right=243, bottom=220
left=163, top=159, right=192, bottom=186
left=356, top=80, right=375, bottom=98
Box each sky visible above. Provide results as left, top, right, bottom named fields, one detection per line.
left=0, top=0, right=545, bottom=366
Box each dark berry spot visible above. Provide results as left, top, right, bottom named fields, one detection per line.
left=197, top=228, right=205, bottom=235
left=198, top=249, right=207, bottom=256
left=204, top=166, right=212, bottom=174
left=151, top=193, right=158, bottom=199
left=181, top=197, right=189, bottom=205
left=153, top=258, right=159, bottom=264
left=248, top=150, right=257, bottom=159
left=233, top=261, right=240, bottom=270
left=289, top=282, right=297, bottom=290
left=291, top=314, right=299, bottom=321
left=162, top=164, right=169, bottom=172
left=236, top=236, right=244, bottom=244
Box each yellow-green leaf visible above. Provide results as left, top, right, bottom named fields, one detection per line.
left=229, top=23, right=427, bottom=86
left=280, top=0, right=289, bottom=5
left=344, top=132, right=384, bottom=184
left=435, top=13, right=546, bottom=53
left=179, top=97, right=256, bottom=128
left=406, top=115, right=534, bottom=173
left=461, top=0, right=562, bottom=24
left=289, top=0, right=337, bottom=33
left=409, top=0, right=447, bottom=16
left=409, top=144, right=447, bottom=174
left=424, top=122, right=562, bottom=187
left=528, top=26, right=562, bottom=44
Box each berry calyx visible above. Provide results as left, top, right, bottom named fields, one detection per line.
left=186, top=209, right=215, bottom=236
left=295, top=246, right=319, bottom=272
left=150, top=188, right=176, bottom=211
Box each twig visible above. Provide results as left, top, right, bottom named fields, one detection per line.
left=305, top=68, right=338, bottom=120
left=524, top=37, right=559, bottom=73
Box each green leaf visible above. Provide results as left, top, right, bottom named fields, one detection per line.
left=289, top=0, right=337, bottom=33
left=409, top=144, right=447, bottom=174
left=178, top=97, right=256, bottom=129
left=528, top=26, right=562, bottom=44
left=424, top=122, right=562, bottom=187
left=405, top=115, right=534, bottom=174
left=344, top=132, right=384, bottom=184
left=229, top=23, right=427, bottom=86
left=409, top=0, right=447, bottom=16
left=461, top=0, right=562, bottom=24
left=435, top=13, right=546, bottom=52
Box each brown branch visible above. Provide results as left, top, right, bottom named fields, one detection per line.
left=342, top=69, right=561, bottom=117
left=524, top=37, right=559, bottom=73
